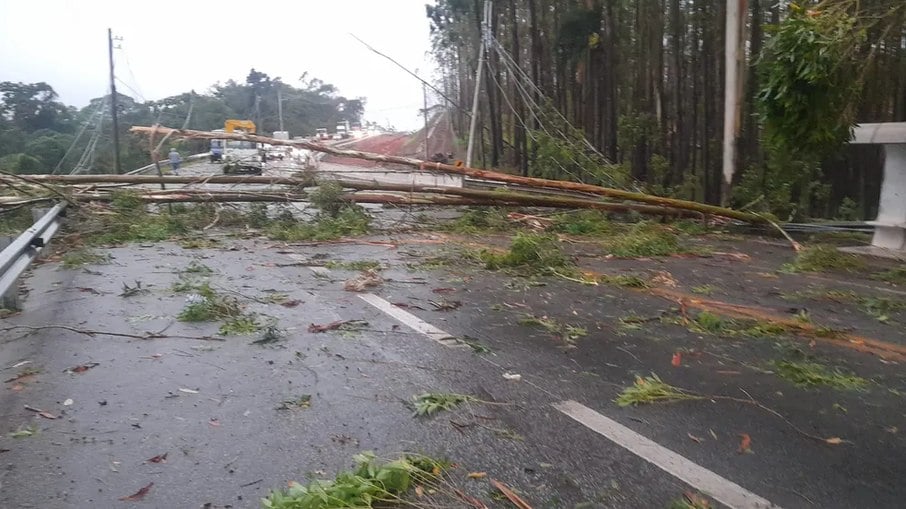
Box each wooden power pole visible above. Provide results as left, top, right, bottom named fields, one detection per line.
left=108, top=28, right=122, bottom=174
left=466, top=0, right=492, bottom=168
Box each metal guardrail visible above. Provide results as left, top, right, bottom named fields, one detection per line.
left=0, top=203, right=67, bottom=303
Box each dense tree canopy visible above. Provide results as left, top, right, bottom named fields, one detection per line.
left=0, top=70, right=364, bottom=175
left=429, top=0, right=906, bottom=219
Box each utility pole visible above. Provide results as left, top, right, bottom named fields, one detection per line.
left=466, top=0, right=492, bottom=168
left=277, top=87, right=284, bottom=132
left=423, top=82, right=429, bottom=160
left=722, top=0, right=747, bottom=205
left=108, top=28, right=122, bottom=174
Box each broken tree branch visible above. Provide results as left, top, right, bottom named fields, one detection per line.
left=0, top=325, right=224, bottom=342
left=128, top=126, right=769, bottom=224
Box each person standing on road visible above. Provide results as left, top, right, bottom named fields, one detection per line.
left=168, top=148, right=182, bottom=175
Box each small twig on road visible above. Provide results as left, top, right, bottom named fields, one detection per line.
left=0, top=325, right=224, bottom=342
left=616, top=346, right=641, bottom=362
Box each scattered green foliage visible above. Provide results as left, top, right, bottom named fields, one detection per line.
left=669, top=492, right=713, bottom=509
left=266, top=206, right=370, bottom=242
left=459, top=338, right=492, bottom=354
left=785, top=245, right=865, bottom=273
left=550, top=210, right=613, bottom=236
left=519, top=315, right=587, bottom=343
left=599, top=273, right=649, bottom=288
left=254, top=324, right=285, bottom=345
left=481, top=232, right=572, bottom=273
left=0, top=207, right=33, bottom=235
left=690, top=285, right=715, bottom=295
left=61, top=249, right=109, bottom=268
left=807, top=230, right=872, bottom=246
left=183, top=260, right=213, bottom=274
left=600, top=222, right=690, bottom=257
left=259, top=292, right=291, bottom=304
left=118, top=280, right=148, bottom=297
left=784, top=287, right=905, bottom=323
left=7, top=424, right=38, bottom=439
left=262, top=452, right=444, bottom=509
left=757, top=3, right=865, bottom=162
left=448, top=207, right=512, bottom=233
left=171, top=279, right=214, bottom=296
left=615, top=374, right=704, bottom=406
left=177, top=291, right=242, bottom=322
left=872, top=266, right=906, bottom=285
left=692, top=311, right=724, bottom=333
left=308, top=181, right=346, bottom=218
left=247, top=203, right=271, bottom=228
left=773, top=360, right=868, bottom=391
left=679, top=311, right=789, bottom=338
left=276, top=394, right=312, bottom=410
left=218, top=314, right=260, bottom=335
left=412, top=392, right=474, bottom=417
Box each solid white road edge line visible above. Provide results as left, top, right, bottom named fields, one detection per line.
left=552, top=400, right=781, bottom=509
left=358, top=293, right=465, bottom=347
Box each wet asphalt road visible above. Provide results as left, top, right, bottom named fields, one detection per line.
left=0, top=238, right=695, bottom=508
left=2, top=208, right=906, bottom=506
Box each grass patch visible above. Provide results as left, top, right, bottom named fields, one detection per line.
left=519, top=314, right=587, bottom=343
left=325, top=260, right=382, bottom=271
left=690, top=285, right=715, bottom=295
left=171, top=279, right=214, bottom=295
left=262, top=452, right=446, bottom=509
left=785, top=245, right=865, bottom=273
left=266, top=206, right=370, bottom=242
left=61, top=249, right=110, bottom=268
left=276, top=394, right=312, bottom=410
left=447, top=207, right=512, bottom=234
left=600, top=222, right=690, bottom=257
left=807, top=231, right=872, bottom=246
left=218, top=314, right=260, bottom=335
left=0, top=207, right=33, bottom=235
left=785, top=288, right=905, bottom=323
left=616, top=374, right=704, bottom=406
left=599, top=273, right=649, bottom=288
left=412, top=392, right=475, bottom=417
left=872, top=266, right=906, bottom=285
left=773, top=360, right=868, bottom=390
left=480, top=232, right=572, bottom=273
left=680, top=311, right=789, bottom=338
left=550, top=210, right=613, bottom=235
left=177, top=290, right=242, bottom=322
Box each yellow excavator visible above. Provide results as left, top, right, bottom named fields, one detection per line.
left=211, top=120, right=264, bottom=174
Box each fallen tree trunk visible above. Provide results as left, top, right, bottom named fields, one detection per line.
left=336, top=181, right=702, bottom=219
left=129, top=125, right=768, bottom=224
left=0, top=175, right=315, bottom=186
left=2, top=177, right=702, bottom=218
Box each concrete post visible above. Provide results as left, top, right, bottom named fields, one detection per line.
left=846, top=122, right=906, bottom=259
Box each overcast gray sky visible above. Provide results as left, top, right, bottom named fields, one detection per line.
left=0, top=0, right=437, bottom=130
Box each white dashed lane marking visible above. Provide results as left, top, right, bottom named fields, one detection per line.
left=553, top=400, right=781, bottom=509
left=358, top=293, right=465, bottom=347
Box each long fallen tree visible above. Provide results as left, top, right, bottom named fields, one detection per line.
left=127, top=125, right=768, bottom=224
left=0, top=178, right=704, bottom=218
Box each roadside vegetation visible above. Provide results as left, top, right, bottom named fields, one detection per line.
left=61, top=248, right=109, bottom=268
left=262, top=453, right=450, bottom=509
left=784, top=244, right=865, bottom=273
left=773, top=360, right=869, bottom=390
